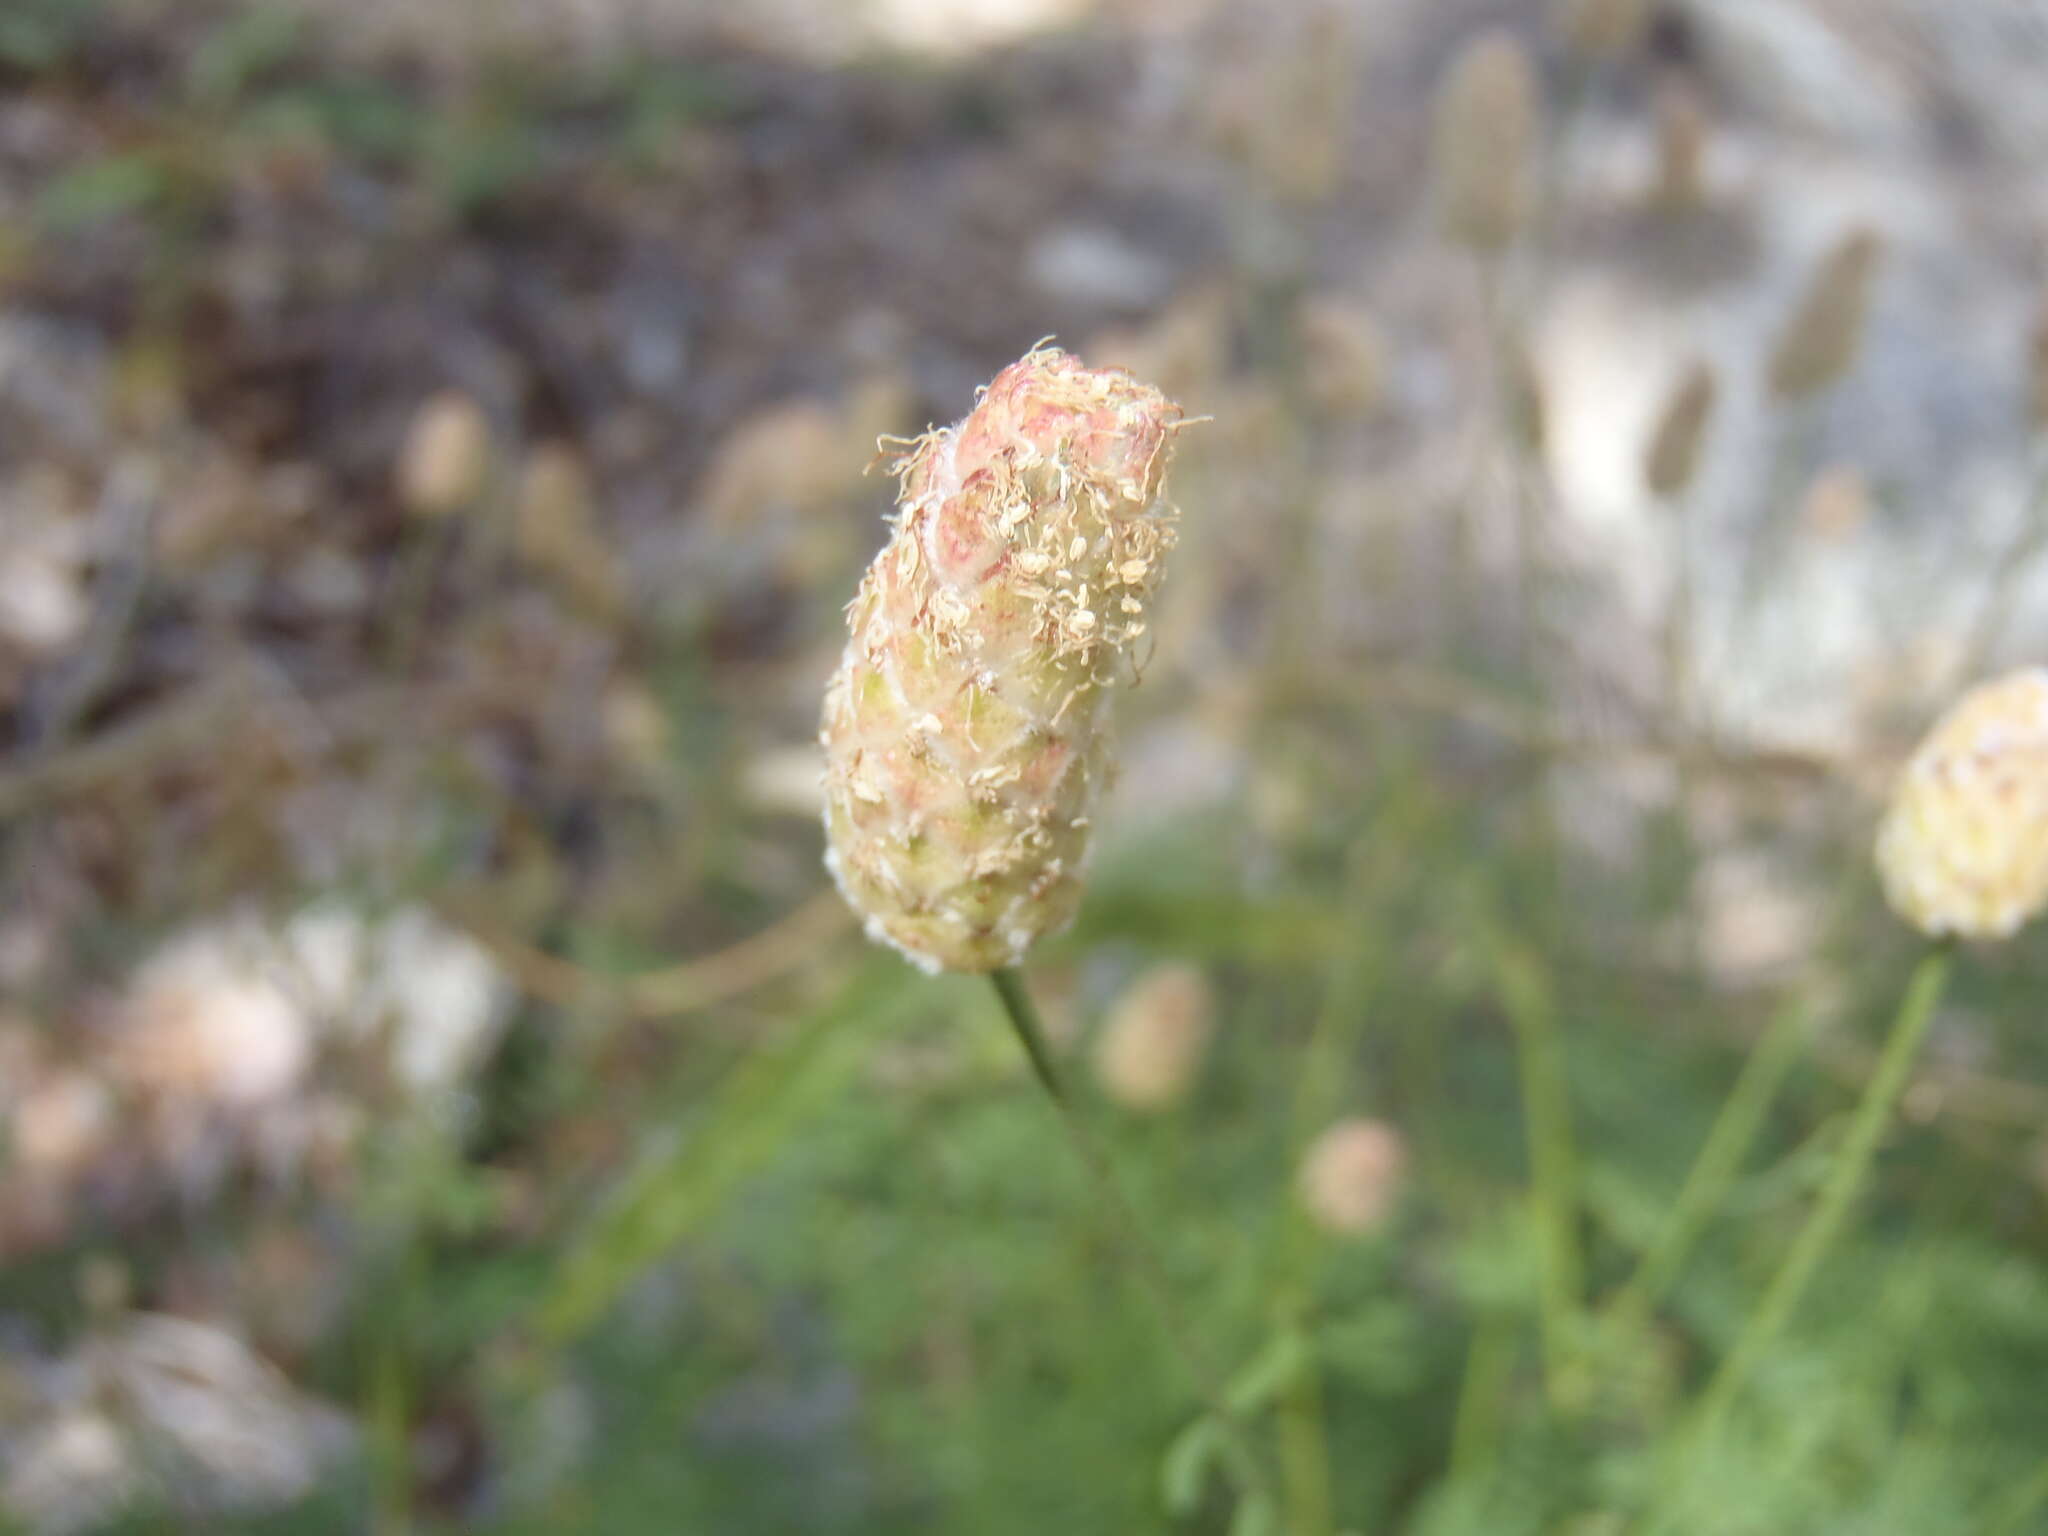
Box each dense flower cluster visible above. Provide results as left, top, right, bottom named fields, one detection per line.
left=821, top=347, right=1184, bottom=972
left=1876, top=669, right=2048, bottom=940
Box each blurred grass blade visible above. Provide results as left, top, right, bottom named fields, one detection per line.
left=1608, top=994, right=1814, bottom=1327
left=537, top=959, right=913, bottom=1344
left=1490, top=929, right=1584, bottom=1408
left=1162, top=1415, right=1227, bottom=1517
left=1648, top=945, right=1953, bottom=1527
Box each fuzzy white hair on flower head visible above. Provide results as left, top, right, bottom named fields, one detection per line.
left=819, top=346, right=1185, bottom=974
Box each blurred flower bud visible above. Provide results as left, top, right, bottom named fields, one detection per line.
left=1644, top=358, right=1716, bottom=499
left=1876, top=669, right=2048, bottom=940
left=1433, top=31, right=1542, bottom=255
left=600, top=678, right=670, bottom=777
left=1552, top=0, right=1648, bottom=62
left=78, top=1253, right=132, bottom=1319
left=1652, top=78, right=1708, bottom=213
left=12, top=1069, right=113, bottom=1179
left=1087, top=284, right=1231, bottom=410
left=1798, top=462, right=1871, bottom=543
left=1767, top=229, right=1882, bottom=402
left=1506, top=339, right=1549, bottom=460
left=697, top=400, right=846, bottom=533
left=113, top=927, right=317, bottom=1109
left=397, top=390, right=492, bottom=518
left=1092, top=963, right=1216, bottom=1111
left=517, top=444, right=626, bottom=621
left=1299, top=1118, right=1408, bottom=1236
left=1299, top=296, right=1388, bottom=421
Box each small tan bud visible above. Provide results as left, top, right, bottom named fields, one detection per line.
left=1798, top=463, right=1871, bottom=543
left=696, top=400, right=847, bottom=531
left=1767, top=229, right=1882, bottom=402
left=11, top=1069, right=113, bottom=1178
left=1643, top=358, right=1717, bottom=499
left=1876, top=669, right=2048, bottom=941
left=397, top=391, right=492, bottom=517
left=1086, top=285, right=1231, bottom=409
left=1092, top=963, right=1215, bottom=1111
left=77, top=1254, right=132, bottom=1319
left=1433, top=31, right=1542, bottom=255
left=1299, top=1118, right=1407, bottom=1236
left=600, top=678, right=670, bottom=774
left=516, top=444, right=626, bottom=620
left=1552, top=0, right=1648, bottom=62
left=820, top=347, right=1184, bottom=973
left=1298, top=296, right=1388, bottom=420
left=1506, top=339, right=1548, bottom=460
left=1652, top=78, right=1708, bottom=213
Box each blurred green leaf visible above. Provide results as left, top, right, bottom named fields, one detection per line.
left=0, top=0, right=88, bottom=70
left=537, top=960, right=919, bottom=1344
left=1160, top=1414, right=1225, bottom=1516
left=187, top=7, right=304, bottom=105
left=1227, top=1326, right=1310, bottom=1413
left=35, top=154, right=168, bottom=231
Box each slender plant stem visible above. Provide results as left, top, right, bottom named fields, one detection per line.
left=368, top=1242, right=425, bottom=1536
left=1277, top=1323, right=1336, bottom=1536
left=1665, top=485, right=1696, bottom=749
left=1493, top=937, right=1582, bottom=1408
left=1472, top=259, right=1541, bottom=671
left=385, top=513, right=460, bottom=674
left=1448, top=1305, right=1516, bottom=1487
left=1647, top=945, right=1953, bottom=1526
left=988, top=969, right=1277, bottom=1512
left=1607, top=994, right=1812, bottom=1331
left=1267, top=841, right=1389, bottom=1535
left=1663, top=480, right=1705, bottom=978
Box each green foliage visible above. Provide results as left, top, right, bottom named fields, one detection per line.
left=35, top=154, right=173, bottom=231
left=5, top=8, right=2048, bottom=1536
left=0, top=0, right=96, bottom=71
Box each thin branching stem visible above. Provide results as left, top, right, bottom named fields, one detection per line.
left=1492, top=936, right=1583, bottom=1408
left=989, top=968, right=1278, bottom=1517
left=1645, top=944, right=1953, bottom=1529
left=1606, top=994, right=1812, bottom=1331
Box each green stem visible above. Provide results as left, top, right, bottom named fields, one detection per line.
left=1276, top=1327, right=1336, bottom=1536
left=989, top=969, right=1277, bottom=1516
left=1448, top=1305, right=1516, bottom=1492
left=1493, top=938, right=1582, bottom=1408
left=1648, top=945, right=1952, bottom=1524
left=1269, top=848, right=1387, bottom=1535
left=1607, top=995, right=1812, bottom=1331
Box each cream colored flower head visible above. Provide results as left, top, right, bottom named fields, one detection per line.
left=820, top=346, right=1184, bottom=973
left=1092, top=963, right=1215, bottom=1111
left=1298, top=1118, right=1408, bottom=1237
left=1876, top=669, right=2048, bottom=940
